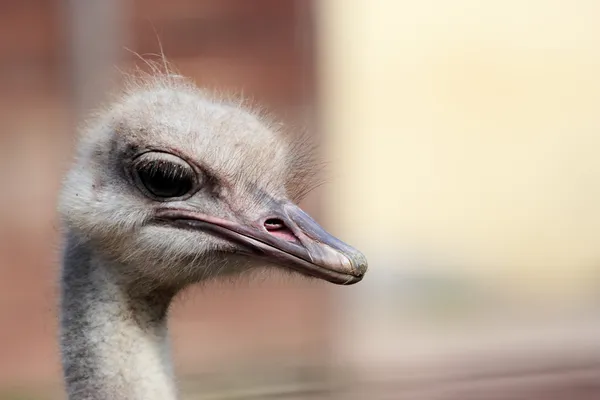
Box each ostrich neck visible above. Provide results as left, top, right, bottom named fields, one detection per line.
left=59, top=234, right=178, bottom=400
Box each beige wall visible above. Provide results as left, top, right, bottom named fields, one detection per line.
left=318, top=0, right=600, bottom=303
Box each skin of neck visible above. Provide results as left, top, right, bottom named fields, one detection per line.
left=60, top=233, right=179, bottom=400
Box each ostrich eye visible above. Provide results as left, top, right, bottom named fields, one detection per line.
left=132, top=153, right=197, bottom=199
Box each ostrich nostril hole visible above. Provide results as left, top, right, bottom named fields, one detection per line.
left=264, top=218, right=285, bottom=231
left=264, top=218, right=298, bottom=243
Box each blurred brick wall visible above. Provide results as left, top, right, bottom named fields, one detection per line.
left=0, top=0, right=326, bottom=390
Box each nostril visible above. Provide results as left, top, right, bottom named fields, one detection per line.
left=264, top=218, right=298, bottom=243
left=264, top=218, right=285, bottom=231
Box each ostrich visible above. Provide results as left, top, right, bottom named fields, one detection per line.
left=57, top=73, right=367, bottom=400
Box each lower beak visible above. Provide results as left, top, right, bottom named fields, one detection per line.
left=155, top=204, right=367, bottom=285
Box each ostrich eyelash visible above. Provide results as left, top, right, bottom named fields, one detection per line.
left=137, top=160, right=192, bottom=181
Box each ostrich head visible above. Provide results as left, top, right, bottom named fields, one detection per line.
left=58, top=75, right=367, bottom=291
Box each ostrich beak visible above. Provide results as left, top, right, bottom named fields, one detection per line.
left=155, top=204, right=367, bottom=285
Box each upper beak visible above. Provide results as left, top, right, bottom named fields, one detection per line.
left=155, top=203, right=367, bottom=285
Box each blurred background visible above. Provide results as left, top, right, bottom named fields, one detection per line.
left=2, top=0, right=600, bottom=399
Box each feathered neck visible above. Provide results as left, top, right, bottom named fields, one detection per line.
left=59, top=233, right=178, bottom=400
